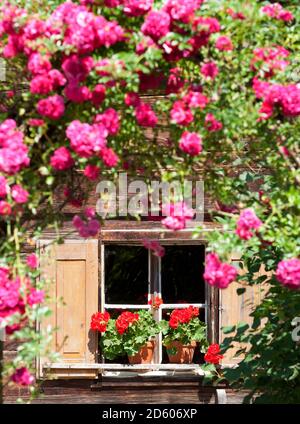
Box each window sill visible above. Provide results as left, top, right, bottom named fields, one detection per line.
left=42, top=363, right=237, bottom=380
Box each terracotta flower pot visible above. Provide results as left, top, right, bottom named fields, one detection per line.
left=166, top=340, right=197, bottom=364
left=128, top=340, right=155, bottom=364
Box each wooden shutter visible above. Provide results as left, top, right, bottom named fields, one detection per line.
left=219, top=253, right=269, bottom=366
left=38, top=239, right=99, bottom=378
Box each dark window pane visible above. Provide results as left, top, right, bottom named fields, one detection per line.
left=105, top=246, right=148, bottom=304
left=161, top=245, right=205, bottom=304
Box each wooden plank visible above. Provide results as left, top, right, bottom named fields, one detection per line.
left=0, top=328, right=5, bottom=342
left=86, top=240, right=99, bottom=363
left=207, top=285, right=219, bottom=344
left=4, top=379, right=248, bottom=404
left=219, top=253, right=269, bottom=365
left=57, top=260, right=86, bottom=360
left=38, top=241, right=57, bottom=377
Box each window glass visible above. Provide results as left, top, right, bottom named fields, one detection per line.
left=161, top=245, right=205, bottom=304
left=105, top=245, right=148, bottom=304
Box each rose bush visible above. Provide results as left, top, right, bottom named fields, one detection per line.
left=0, top=0, right=299, bottom=403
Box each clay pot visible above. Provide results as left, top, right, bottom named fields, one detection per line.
left=128, top=341, right=155, bottom=364
left=166, top=340, right=197, bottom=364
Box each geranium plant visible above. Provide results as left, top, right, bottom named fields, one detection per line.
left=201, top=343, right=224, bottom=383
left=92, top=310, right=160, bottom=360
left=161, top=306, right=208, bottom=351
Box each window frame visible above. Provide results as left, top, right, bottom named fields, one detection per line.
left=100, top=240, right=217, bottom=367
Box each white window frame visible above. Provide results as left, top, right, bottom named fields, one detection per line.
left=100, top=242, right=209, bottom=369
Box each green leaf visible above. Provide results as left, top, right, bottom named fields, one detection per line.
left=222, top=325, right=236, bottom=334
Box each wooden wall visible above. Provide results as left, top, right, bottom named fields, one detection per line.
left=4, top=377, right=248, bottom=404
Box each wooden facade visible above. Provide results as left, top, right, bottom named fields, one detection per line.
left=3, top=217, right=268, bottom=404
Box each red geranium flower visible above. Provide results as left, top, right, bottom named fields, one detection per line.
left=168, top=306, right=199, bottom=328
left=148, top=296, right=163, bottom=309
left=90, top=311, right=110, bottom=332
left=115, top=311, right=139, bottom=334
left=204, top=343, right=223, bottom=364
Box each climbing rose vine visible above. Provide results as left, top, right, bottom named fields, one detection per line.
left=0, top=0, right=299, bottom=403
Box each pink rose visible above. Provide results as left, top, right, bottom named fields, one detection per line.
left=0, top=176, right=9, bottom=198
left=143, top=239, right=165, bottom=257
left=125, top=92, right=141, bottom=107
left=0, top=201, right=12, bottom=216
left=261, top=3, right=294, bottom=22
left=94, top=108, right=120, bottom=135
left=64, top=83, right=91, bottom=103
left=0, top=275, right=22, bottom=319
left=11, top=184, right=29, bottom=204
left=100, top=147, right=119, bottom=167
left=201, top=62, right=219, bottom=80
left=162, top=201, right=195, bottom=230
left=163, top=0, right=203, bottom=23
left=23, top=18, right=47, bottom=40
left=27, top=288, right=45, bottom=306
left=179, top=131, right=202, bottom=156
left=37, top=95, right=65, bottom=120
left=29, top=68, right=65, bottom=95
left=236, top=208, right=262, bottom=240
left=276, top=258, right=300, bottom=290
left=124, top=0, right=153, bottom=17
left=27, top=119, right=45, bottom=127
left=50, top=147, right=74, bottom=171
left=62, top=54, right=94, bottom=83
left=84, top=207, right=96, bottom=219
left=26, top=253, right=38, bottom=269
left=170, top=101, right=194, bottom=125
left=66, top=121, right=107, bottom=158
left=141, top=10, right=170, bottom=41
left=30, top=74, right=53, bottom=95
left=95, top=17, right=125, bottom=48
left=84, top=164, right=100, bottom=180
left=215, top=36, right=233, bottom=51
left=73, top=215, right=100, bottom=238
left=0, top=120, right=29, bottom=175
left=192, top=16, right=221, bottom=33
left=135, top=103, right=158, bottom=127
left=2, top=36, right=21, bottom=59
left=28, top=53, right=52, bottom=75
left=91, top=84, right=106, bottom=107
left=49, top=69, right=67, bottom=88
left=254, top=82, right=300, bottom=120
left=11, top=367, right=34, bottom=386
left=183, top=91, right=209, bottom=109
left=204, top=253, right=237, bottom=289
left=205, top=113, right=223, bottom=132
